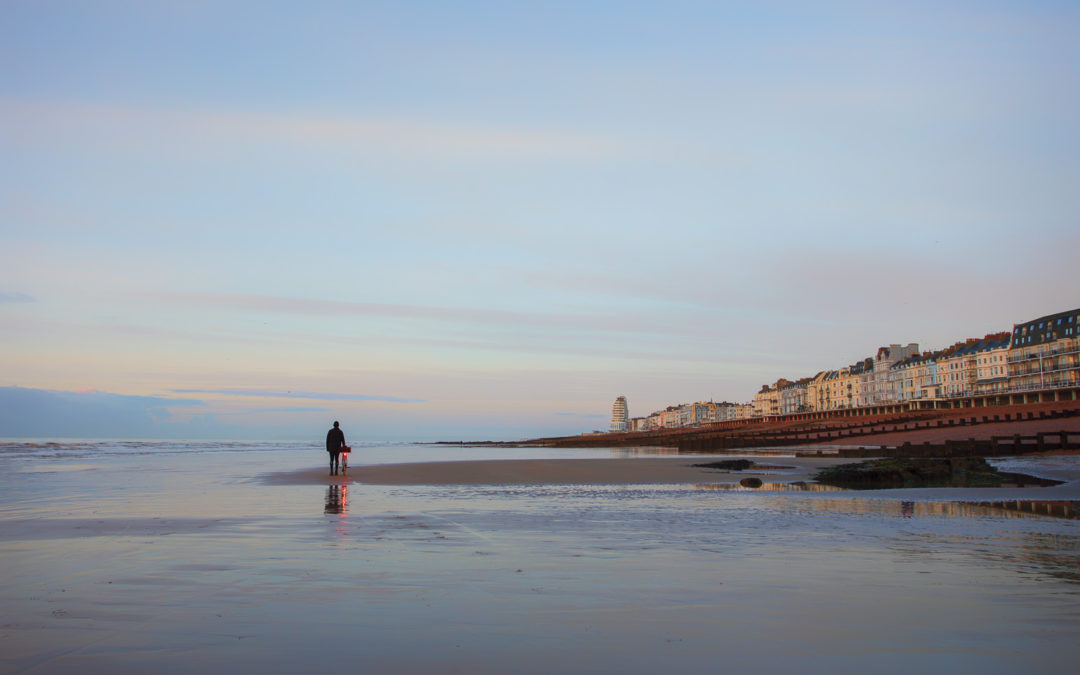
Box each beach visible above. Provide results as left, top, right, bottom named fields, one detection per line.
left=267, top=455, right=849, bottom=486
left=2, top=440, right=1080, bottom=673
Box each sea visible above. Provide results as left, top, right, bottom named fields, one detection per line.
left=1, top=439, right=1079, bottom=674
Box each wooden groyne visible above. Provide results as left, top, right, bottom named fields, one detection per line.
left=795, top=431, right=1080, bottom=459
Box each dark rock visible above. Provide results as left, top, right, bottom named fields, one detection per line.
left=739, top=477, right=763, bottom=488
left=693, top=459, right=754, bottom=471
left=813, top=457, right=1062, bottom=489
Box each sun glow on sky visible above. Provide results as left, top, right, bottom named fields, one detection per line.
left=2, top=1, right=1078, bottom=440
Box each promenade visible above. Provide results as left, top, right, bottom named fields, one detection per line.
left=536, top=396, right=1080, bottom=456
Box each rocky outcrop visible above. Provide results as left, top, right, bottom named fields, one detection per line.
left=813, top=457, right=1061, bottom=489
left=691, top=459, right=755, bottom=471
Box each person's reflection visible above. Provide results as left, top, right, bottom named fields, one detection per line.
left=325, top=485, right=347, bottom=514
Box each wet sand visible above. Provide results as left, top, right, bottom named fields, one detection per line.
left=6, top=442, right=1080, bottom=673
left=257, top=454, right=1080, bottom=504
left=260, top=456, right=849, bottom=487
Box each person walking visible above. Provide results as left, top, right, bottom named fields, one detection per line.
left=326, top=421, right=346, bottom=476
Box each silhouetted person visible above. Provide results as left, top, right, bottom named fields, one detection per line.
left=326, top=421, right=346, bottom=475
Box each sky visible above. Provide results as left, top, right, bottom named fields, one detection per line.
left=2, top=1, right=1078, bottom=441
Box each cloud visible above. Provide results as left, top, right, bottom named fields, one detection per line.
left=1, top=99, right=627, bottom=161
left=242, top=407, right=331, bottom=414
left=0, top=386, right=203, bottom=438
left=170, top=388, right=424, bottom=403
left=0, top=387, right=402, bottom=439
left=54, top=388, right=203, bottom=408
left=553, top=412, right=606, bottom=418
left=0, top=292, right=35, bottom=303
left=0, top=386, right=598, bottom=441
left=144, top=291, right=731, bottom=341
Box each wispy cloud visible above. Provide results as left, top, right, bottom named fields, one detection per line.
left=144, top=291, right=729, bottom=341
left=171, top=388, right=423, bottom=403
left=251, top=407, right=329, bottom=413
left=0, top=292, right=35, bottom=303
left=52, top=388, right=204, bottom=408
left=1, top=99, right=628, bottom=161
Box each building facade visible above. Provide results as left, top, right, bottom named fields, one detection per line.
left=779, top=378, right=810, bottom=414
left=872, top=344, right=919, bottom=404
left=972, top=333, right=1011, bottom=394
left=610, top=396, right=628, bottom=432
left=1008, top=309, right=1080, bottom=392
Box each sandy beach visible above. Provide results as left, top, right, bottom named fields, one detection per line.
left=257, top=453, right=1080, bottom=503
left=262, top=455, right=845, bottom=486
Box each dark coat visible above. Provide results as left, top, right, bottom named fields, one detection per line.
left=326, top=427, right=345, bottom=452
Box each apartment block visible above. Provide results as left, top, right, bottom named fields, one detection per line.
left=871, top=344, right=919, bottom=404
left=1007, top=309, right=1080, bottom=392
left=610, top=396, right=628, bottom=432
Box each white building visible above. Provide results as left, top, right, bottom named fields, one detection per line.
left=872, top=344, right=919, bottom=405
left=610, top=396, right=628, bottom=432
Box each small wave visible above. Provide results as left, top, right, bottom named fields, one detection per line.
left=0, top=438, right=410, bottom=461
left=0, top=439, right=320, bottom=461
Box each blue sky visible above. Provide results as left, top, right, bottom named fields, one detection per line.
left=2, top=1, right=1078, bottom=440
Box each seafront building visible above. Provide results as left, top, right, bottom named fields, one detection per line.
left=610, top=396, right=628, bottom=432
left=835, top=366, right=858, bottom=410
left=872, top=344, right=919, bottom=404
left=779, top=378, right=810, bottom=414
left=915, top=352, right=942, bottom=400
left=606, top=307, right=1079, bottom=432
left=752, top=382, right=782, bottom=417
left=853, top=358, right=874, bottom=408
left=624, top=400, right=752, bottom=432
left=1007, top=309, right=1080, bottom=393
left=725, top=402, right=753, bottom=421
left=974, top=334, right=1011, bottom=394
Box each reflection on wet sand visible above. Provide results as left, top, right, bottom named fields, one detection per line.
left=785, top=497, right=1080, bottom=520
left=970, top=500, right=1080, bottom=520
left=611, top=447, right=684, bottom=456
left=325, top=484, right=348, bottom=514
left=616, top=447, right=816, bottom=457
left=695, top=481, right=845, bottom=492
